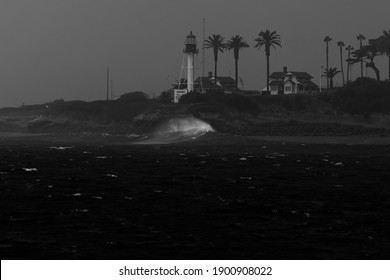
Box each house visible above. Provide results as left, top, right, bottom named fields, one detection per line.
left=170, top=72, right=241, bottom=102
left=263, top=66, right=319, bottom=95
left=194, top=72, right=238, bottom=93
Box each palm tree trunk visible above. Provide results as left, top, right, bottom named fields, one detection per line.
left=346, top=51, right=350, bottom=83
left=326, top=43, right=329, bottom=92
left=388, top=55, right=390, bottom=81
left=214, top=59, right=217, bottom=85
left=340, top=47, right=345, bottom=86
left=360, top=40, right=363, bottom=79
left=235, top=58, right=238, bottom=89
left=266, top=54, right=270, bottom=93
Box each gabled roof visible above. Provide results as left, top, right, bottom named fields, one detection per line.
left=270, top=71, right=313, bottom=79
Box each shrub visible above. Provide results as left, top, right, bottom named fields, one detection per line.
left=332, top=79, right=390, bottom=117
left=220, top=94, right=260, bottom=116
left=158, top=91, right=174, bottom=103
left=179, top=91, right=210, bottom=103
left=117, top=91, right=149, bottom=102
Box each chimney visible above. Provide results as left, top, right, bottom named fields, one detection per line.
left=283, top=66, right=288, bottom=73
left=208, top=71, right=213, bottom=78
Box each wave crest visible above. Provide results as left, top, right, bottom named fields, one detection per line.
left=138, top=117, right=214, bottom=144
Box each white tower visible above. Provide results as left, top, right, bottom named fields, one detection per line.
left=174, top=32, right=199, bottom=103
left=184, top=31, right=199, bottom=92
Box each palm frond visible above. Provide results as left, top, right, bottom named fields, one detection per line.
left=323, top=67, right=341, bottom=78
left=254, top=30, right=282, bottom=51
left=203, top=34, right=225, bottom=52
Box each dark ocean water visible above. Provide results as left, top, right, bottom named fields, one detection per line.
left=1, top=135, right=390, bottom=259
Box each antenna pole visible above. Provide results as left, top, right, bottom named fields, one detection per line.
left=202, top=18, right=205, bottom=78
left=106, top=67, right=110, bottom=101
left=110, top=80, right=114, bottom=100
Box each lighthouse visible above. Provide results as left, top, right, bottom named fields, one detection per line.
left=174, top=32, right=199, bottom=103
left=184, top=31, right=198, bottom=92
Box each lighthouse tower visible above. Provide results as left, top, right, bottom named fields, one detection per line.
left=174, top=32, right=199, bottom=103
left=184, top=31, right=199, bottom=92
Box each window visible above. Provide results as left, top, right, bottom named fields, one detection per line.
left=285, top=86, right=292, bottom=91
left=271, top=85, right=278, bottom=91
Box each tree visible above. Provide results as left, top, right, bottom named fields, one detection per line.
left=350, top=42, right=381, bottom=82
left=345, top=45, right=354, bottom=83
left=337, top=41, right=345, bottom=85
left=322, top=67, right=341, bottom=89
left=357, top=34, right=366, bottom=80
left=376, top=30, right=390, bottom=81
left=324, top=36, right=332, bottom=91
left=254, top=30, right=282, bottom=93
left=226, top=35, right=249, bottom=89
left=204, top=34, right=225, bottom=84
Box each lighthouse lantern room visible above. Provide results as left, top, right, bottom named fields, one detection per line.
left=185, top=31, right=197, bottom=53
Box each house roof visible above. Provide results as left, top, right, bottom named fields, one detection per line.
left=194, top=77, right=225, bottom=90
left=269, top=80, right=284, bottom=86
left=212, top=76, right=236, bottom=84
left=270, top=71, right=313, bottom=79
left=301, top=80, right=319, bottom=88
left=194, top=76, right=238, bottom=91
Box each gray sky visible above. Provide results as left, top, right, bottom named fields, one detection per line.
left=1, top=0, right=389, bottom=107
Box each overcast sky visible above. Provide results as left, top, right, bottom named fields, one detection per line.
left=0, top=0, right=389, bottom=107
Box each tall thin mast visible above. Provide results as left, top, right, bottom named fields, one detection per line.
left=202, top=18, right=206, bottom=78
left=106, top=67, right=110, bottom=101
left=110, top=80, right=114, bottom=100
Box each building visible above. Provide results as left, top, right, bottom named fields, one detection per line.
left=263, top=66, right=319, bottom=95
left=194, top=72, right=238, bottom=93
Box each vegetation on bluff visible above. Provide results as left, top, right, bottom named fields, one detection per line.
left=1, top=79, right=390, bottom=137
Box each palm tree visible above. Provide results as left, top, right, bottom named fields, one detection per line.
left=376, top=30, right=390, bottom=81
left=226, top=35, right=249, bottom=89
left=337, top=41, right=345, bottom=85
left=254, top=30, right=282, bottom=93
left=204, top=34, right=225, bottom=84
left=357, top=34, right=366, bottom=80
left=324, top=36, right=332, bottom=91
left=322, top=67, right=341, bottom=89
left=345, top=45, right=354, bottom=83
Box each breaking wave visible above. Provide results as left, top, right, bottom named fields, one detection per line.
left=136, top=117, right=214, bottom=144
